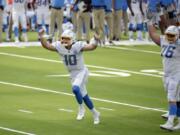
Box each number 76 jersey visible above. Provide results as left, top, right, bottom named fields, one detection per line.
left=54, top=41, right=87, bottom=73
left=160, top=36, right=180, bottom=77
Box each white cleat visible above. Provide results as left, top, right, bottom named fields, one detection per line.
left=15, top=37, right=19, bottom=43
left=160, top=121, right=174, bottom=131
left=93, top=111, right=100, bottom=125
left=76, top=106, right=85, bottom=120
left=173, top=123, right=180, bottom=131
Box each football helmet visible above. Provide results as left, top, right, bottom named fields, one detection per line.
left=60, top=30, right=75, bottom=46
left=165, top=25, right=179, bottom=43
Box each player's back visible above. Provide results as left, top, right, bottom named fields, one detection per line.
left=160, top=36, right=180, bottom=77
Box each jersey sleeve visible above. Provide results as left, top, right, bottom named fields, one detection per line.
left=53, top=41, right=62, bottom=53
left=73, top=41, right=86, bottom=54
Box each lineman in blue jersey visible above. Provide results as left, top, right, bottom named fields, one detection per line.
left=149, top=23, right=180, bottom=131
left=38, top=29, right=100, bottom=124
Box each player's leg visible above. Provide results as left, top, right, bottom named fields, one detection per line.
left=136, top=13, right=143, bottom=41
left=160, top=78, right=178, bottom=131
left=21, top=13, right=28, bottom=42
left=76, top=12, right=83, bottom=41
left=56, top=9, right=63, bottom=38
left=173, top=88, right=180, bottom=130
left=44, top=11, right=50, bottom=34
left=0, top=8, right=3, bottom=42
left=83, top=12, right=91, bottom=43
left=12, top=12, right=19, bottom=43
left=128, top=14, right=136, bottom=41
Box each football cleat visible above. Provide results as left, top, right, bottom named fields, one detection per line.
left=93, top=111, right=100, bottom=125
left=76, top=106, right=85, bottom=120
left=160, top=121, right=174, bottom=131
left=173, top=123, right=180, bottom=130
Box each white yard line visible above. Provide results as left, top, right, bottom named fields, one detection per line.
left=18, top=109, right=33, bottom=114
left=58, top=108, right=74, bottom=113
left=106, top=46, right=160, bottom=54
left=0, top=81, right=167, bottom=113
left=0, top=126, right=36, bottom=135
left=99, top=107, right=115, bottom=111
left=0, top=52, right=162, bottom=78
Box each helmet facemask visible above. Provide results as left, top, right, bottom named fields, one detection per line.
left=165, top=26, right=179, bottom=44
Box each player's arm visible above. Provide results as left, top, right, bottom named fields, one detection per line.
left=148, top=25, right=161, bottom=46
left=81, top=35, right=100, bottom=51
left=38, top=29, right=57, bottom=52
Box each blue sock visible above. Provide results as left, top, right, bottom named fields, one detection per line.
left=177, top=102, right=180, bottom=117
left=14, top=27, right=19, bottom=37
left=72, top=85, right=83, bottom=104
left=169, top=103, right=177, bottom=115
left=83, top=95, right=94, bottom=110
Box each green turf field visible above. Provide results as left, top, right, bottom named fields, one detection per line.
left=0, top=44, right=179, bottom=135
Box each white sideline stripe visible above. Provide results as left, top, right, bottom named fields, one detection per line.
left=18, top=109, right=33, bottom=114
left=0, top=81, right=167, bottom=113
left=99, top=107, right=115, bottom=111
left=0, top=52, right=163, bottom=78
left=58, top=108, right=74, bottom=113
left=106, top=46, right=160, bottom=54
left=0, top=126, right=36, bottom=135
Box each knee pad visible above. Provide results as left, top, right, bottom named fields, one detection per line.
left=136, top=23, right=143, bottom=31
left=72, top=85, right=80, bottom=94
left=128, top=23, right=134, bottom=31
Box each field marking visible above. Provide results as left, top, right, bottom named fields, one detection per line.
left=58, top=108, right=74, bottom=113
left=99, top=107, right=115, bottom=111
left=106, top=46, right=160, bottom=54
left=18, top=109, right=33, bottom=114
left=0, top=126, right=36, bottom=135
left=0, top=52, right=162, bottom=78
left=0, top=80, right=167, bottom=113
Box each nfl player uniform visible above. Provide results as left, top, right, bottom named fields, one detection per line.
left=127, top=0, right=144, bottom=41
left=12, top=0, right=28, bottom=43
left=39, top=29, right=100, bottom=124
left=149, top=24, right=180, bottom=131
left=160, top=31, right=180, bottom=131
left=35, top=0, right=50, bottom=34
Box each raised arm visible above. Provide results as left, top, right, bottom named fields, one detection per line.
left=81, top=34, right=100, bottom=51
left=38, top=29, right=57, bottom=52
left=148, top=25, right=161, bottom=46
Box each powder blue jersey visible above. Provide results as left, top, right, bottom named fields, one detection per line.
left=54, top=41, right=87, bottom=73
left=160, top=36, right=180, bottom=78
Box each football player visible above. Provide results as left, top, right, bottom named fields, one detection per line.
left=127, top=0, right=144, bottom=41
left=35, top=0, right=50, bottom=34
left=12, top=0, right=28, bottom=43
left=38, top=29, right=101, bottom=125
left=148, top=23, right=180, bottom=131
